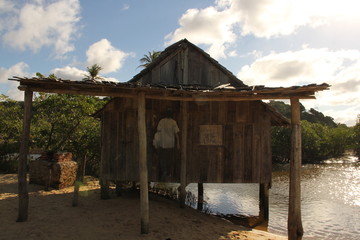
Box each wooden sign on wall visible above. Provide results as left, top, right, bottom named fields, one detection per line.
left=199, top=125, right=223, bottom=146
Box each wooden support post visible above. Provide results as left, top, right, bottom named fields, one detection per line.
left=180, top=101, right=188, bottom=208
left=17, top=89, right=33, bottom=222
left=44, top=164, right=52, bottom=191
left=100, top=179, right=110, bottom=199
left=115, top=181, right=122, bottom=197
left=259, top=183, right=270, bottom=221
left=138, top=92, right=149, bottom=234
left=72, top=155, right=86, bottom=207
left=288, top=98, right=304, bottom=240
left=197, top=183, right=204, bottom=211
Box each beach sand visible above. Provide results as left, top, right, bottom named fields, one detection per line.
left=0, top=174, right=287, bottom=240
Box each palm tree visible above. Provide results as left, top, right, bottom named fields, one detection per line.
left=83, top=64, right=103, bottom=81
left=138, top=50, right=161, bottom=68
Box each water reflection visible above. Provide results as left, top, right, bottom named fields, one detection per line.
left=185, top=156, right=360, bottom=240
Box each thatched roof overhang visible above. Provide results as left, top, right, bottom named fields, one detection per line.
left=9, top=77, right=330, bottom=102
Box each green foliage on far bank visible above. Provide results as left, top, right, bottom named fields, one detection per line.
left=269, top=101, right=356, bottom=163
left=354, top=123, right=360, bottom=159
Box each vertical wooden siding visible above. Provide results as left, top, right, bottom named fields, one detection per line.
left=100, top=98, right=272, bottom=184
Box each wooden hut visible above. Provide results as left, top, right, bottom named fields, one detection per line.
left=96, top=39, right=289, bottom=186
left=11, top=39, right=329, bottom=240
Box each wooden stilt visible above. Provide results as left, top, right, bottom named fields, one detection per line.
left=288, top=98, right=304, bottom=240
left=100, top=179, right=110, bottom=199
left=115, top=181, right=122, bottom=197
left=180, top=101, right=188, bottom=208
left=138, top=92, right=149, bottom=234
left=259, top=183, right=270, bottom=221
left=72, top=155, right=86, bottom=206
left=17, top=89, right=33, bottom=222
left=197, top=183, right=204, bottom=211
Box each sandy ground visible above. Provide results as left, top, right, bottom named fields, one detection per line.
left=0, top=174, right=287, bottom=240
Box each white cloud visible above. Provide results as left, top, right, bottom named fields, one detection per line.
left=121, top=4, right=130, bottom=11
left=166, top=0, right=360, bottom=59
left=237, top=48, right=360, bottom=125
left=0, top=62, right=30, bottom=100
left=52, top=66, right=87, bottom=81
left=86, top=39, right=132, bottom=74
left=165, top=5, right=237, bottom=59
left=1, top=0, right=81, bottom=58
left=52, top=66, right=119, bottom=82
left=0, top=0, right=17, bottom=33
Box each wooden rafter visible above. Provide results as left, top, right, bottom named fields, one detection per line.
left=10, top=77, right=330, bottom=101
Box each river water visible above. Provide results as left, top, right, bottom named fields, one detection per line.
left=186, top=155, right=360, bottom=240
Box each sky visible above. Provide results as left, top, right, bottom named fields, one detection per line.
left=0, top=0, right=359, bottom=126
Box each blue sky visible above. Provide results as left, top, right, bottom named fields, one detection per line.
left=1, top=0, right=359, bottom=126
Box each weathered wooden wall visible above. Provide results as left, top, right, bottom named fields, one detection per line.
left=100, top=98, right=272, bottom=184
left=140, top=47, right=233, bottom=87
left=100, top=46, right=272, bottom=184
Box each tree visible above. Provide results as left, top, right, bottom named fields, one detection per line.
left=271, top=126, right=291, bottom=163
left=353, top=123, right=360, bottom=159
left=0, top=95, right=23, bottom=151
left=83, top=64, right=103, bottom=81
left=30, top=93, right=107, bottom=175
left=0, top=95, right=23, bottom=172
left=301, top=121, right=327, bottom=162
left=269, top=100, right=352, bottom=163
left=302, top=108, right=337, bottom=128
left=0, top=93, right=107, bottom=174
left=32, top=93, right=105, bottom=154
left=138, top=50, right=161, bottom=68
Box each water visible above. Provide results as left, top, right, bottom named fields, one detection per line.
left=186, top=155, right=360, bottom=240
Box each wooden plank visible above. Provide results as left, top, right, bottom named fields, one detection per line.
left=125, top=109, right=137, bottom=180
left=233, top=124, right=245, bottom=182
left=223, top=124, right=233, bottom=182
left=117, top=111, right=126, bottom=181
left=261, top=119, right=272, bottom=183
left=19, top=84, right=318, bottom=101
left=137, top=92, right=149, bottom=234
left=17, top=89, right=33, bottom=222
left=236, top=102, right=249, bottom=123
left=187, top=49, right=201, bottom=85
left=105, top=112, right=112, bottom=179
left=144, top=94, right=317, bottom=101
left=151, top=66, right=160, bottom=84
left=100, top=112, right=111, bottom=199
left=180, top=101, right=188, bottom=208
left=227, top=102, right=236, bottom=123
left=251, top=105, right=262, bottom=182
left=186, top=102, right=195, bottom=183
left=197, top=183, right=204, bottom=211
left=181, top=48, right=189, bottom=84
left=160, top=56, right=178, bottom=85
left=215, top=147, right=224, bottom=182
left=252, top=124, right=261, bottom=182
left=109, top=112, right=117, bottom=178
left=288, top=98, right=303, bottom=240
left=243, top=124, right=253, bottom=182
left=72, top=155, right=86, bottom=206
left=259, top=183, right=270, bottom=221
left=114, top=112, right=121, bottom=180
left=218, top=102, right=227, bottom=123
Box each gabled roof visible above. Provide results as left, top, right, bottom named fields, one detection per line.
left=129, top=39, right=248, bottom=89
left=8, top=39, right=329, bottom=101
